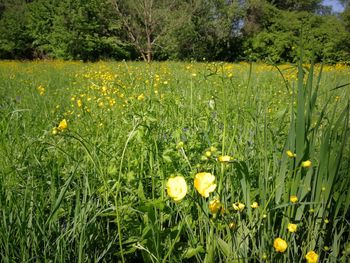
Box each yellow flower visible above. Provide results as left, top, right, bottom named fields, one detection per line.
left=166, top=176, right=187, bottom=201
left=37, top=85, right=45, bottom=95
left=209, top=199, right=222, bottom=214
left=205, top=151, right=211, bottom=157
left=302, top=160, right=312, bottom=168
left=290, top=195, right=298, bottom=203
left=218, top=155, right=231, bottom=163
left=286, top=150, right=296, bottom=158
left=52, top=127, right=58, bottom=135
left=137, top=93, right=145, bottom=101
left=176, top=141, right=184, bottom=149
left=287, top=223, right=297, bottom=233
left=57, top=119, right=68, bottom=131
left=194, top=172, right=216, bottom=198
left=77, top=99, right=82, bottom=108
left=229, top=222, right=237, bottom=229
left=274, top=238, right=288, bottom=253
left=210, top=146, right=217, bottom=152
left=305, top=250, right=319, bottom=263
left=233, top=202, right=245, bottom=212
left=251, top=202, right=259, bottom=209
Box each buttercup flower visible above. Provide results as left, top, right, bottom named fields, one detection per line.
left=305, top=250, right=318, bottom=263
left=166, top=176, right=187, bottom=201
left=194, top=172, right=216, bottom=198
left=290, top=195, right=298, bottom=203
left=218, top=155, right=231, bottom=163
left=302, top=160, right=312, bottom=168
left=57, top=119, right=68, bottom=131
left=210, top=146, right=217, bottom=152
left=274, top=238, right=288, bottom=253
left=251, top=202, right=259, bottom=209
left=137, top=93, right=145, bottom=101
left=52, top=127, right=58, bottom=135
left=287, top=223, right=297, bottom=233
left=209, top=198, right=222, bottom=214
left=233, top=202, right=245, bottom=212
left=286, top=150, right=296, bottom=158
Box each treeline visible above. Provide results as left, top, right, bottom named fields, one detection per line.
left=0, top=0, right=349, bottom=63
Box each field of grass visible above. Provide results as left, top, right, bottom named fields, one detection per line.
left=0, top=60, right=349, bottom=262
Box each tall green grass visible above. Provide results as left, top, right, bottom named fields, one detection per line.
left=0, top=60, right=349, bottom=262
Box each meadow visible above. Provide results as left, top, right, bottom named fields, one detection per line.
left=0, top=60, right=349, bottom=262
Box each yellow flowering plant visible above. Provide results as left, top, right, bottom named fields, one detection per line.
left=57, top=119, right=68, bottom=131
left=305, top=250, right=319, bottom=263
left=251, top=202, right=259, bottom=209
left=194, top=172, right=216, bottom=198
left=301, top=160, right=312, bottom=168
left=290, top=195, right=298, bottom=203
left=208, top=198, right=222, bottom=214
left=233, top=202, right=245, bottom=212
left=287, top=223, right=297, bottom=233
left=218, top=155, right=231, bottom=163
left=166, top=176, right=187, bottom=201
left=274, top=237, right=288, bottom=253
left=286, top=150, right=296, bottom=158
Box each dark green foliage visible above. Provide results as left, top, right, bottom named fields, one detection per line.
left=0, top=0, right=349, bottom=62
left=0, top=0, right=33, bottom=59
left=27, top=0, right=128, bottom=60
left=244, top=5, right=350, bottom=63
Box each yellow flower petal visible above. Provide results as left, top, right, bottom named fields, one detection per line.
left=274, top=237, right=288, bottom=253
left=166, top=176, right=187, bottom=201
left=290, top=195, right=298, bottom=203
left=305, top=250, right=319, bottom=263
left=251, top=202, right=259, bottom=209
left=194, top=172, right=216, bottom=198
left=209, top=199, right=221, bottom=214
left=57, top=119, right=68, bottom=131
left=286, top=150, right=296, bottom=158
left=218, top=155, right=231, bottom=163
left=287, top=223, right=297, bottom=233
left=301, top=160, right=312, bottom=168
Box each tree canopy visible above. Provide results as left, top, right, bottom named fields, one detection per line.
left=0, top=0, right=349, bottom=63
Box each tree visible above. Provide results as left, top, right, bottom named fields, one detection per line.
left=111, top=0, right=187, bottom=62
left=158, top=0, right=244, bottom=61
left=27, top=0, right=128, bottom=60
left=267, top=0, right=323, bottom=12
left=0, top=0, right=33, bottom=59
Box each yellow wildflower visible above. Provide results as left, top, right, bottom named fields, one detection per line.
left=286, top=150, right=296, bottom=158
left=305, top=250, right=318, bottom=263
left=233, top=202, right=245, bottom=212
left=77, top=99, right=82, bottom=108
left=194, top=172, right=216, bottom=198
left=52, top=127, right=58, bottom=135
left=210, top=146, right=217, bottom=152
left=302, top=160, right=312, bottom=168
left=57, top=119, right=68, bottom=131
left=218, top=155, right=231, bottom=163
left=274, top=238, right=288, bottom=253
left=208, top=199, right=222, bottom=214
left=166, top=176, right=187, bottom=201
left=251, top=202, right=259, bottom=209
left=37, top=85, right=45, bottom=95
left=287, top=223, right=297, bottom=233
left=229, top=222, right=237, bottom=229
left=137, top=93, right=145, bottom=101
left=205, top=151, right=211, bottom=157
left=290, top=195, right=298, bottom=203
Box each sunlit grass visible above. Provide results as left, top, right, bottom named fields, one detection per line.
left=0, top=60, right=349, bottom=262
